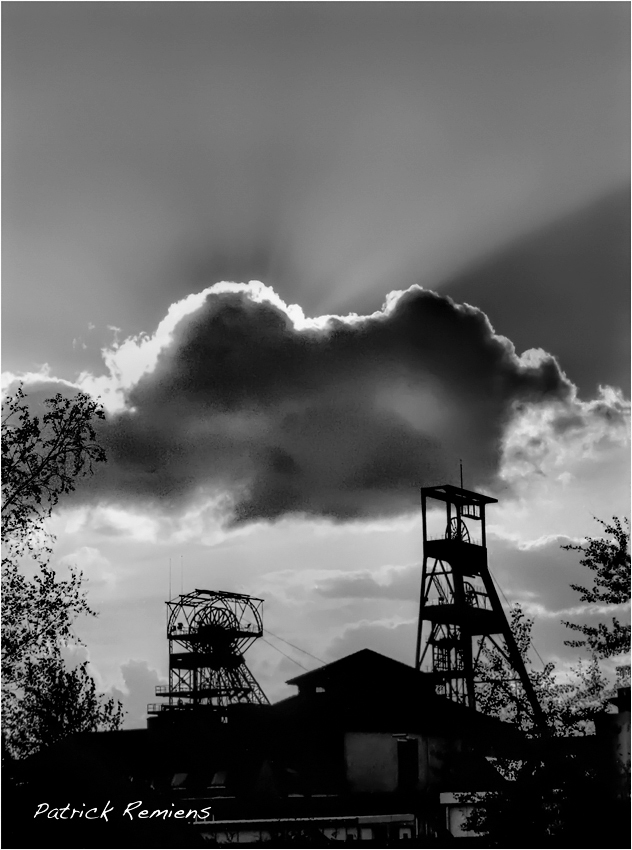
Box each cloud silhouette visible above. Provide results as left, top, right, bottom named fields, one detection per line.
left=7, top=282, right=627, bottom=525
left=80, top=283, right=626, bottom=522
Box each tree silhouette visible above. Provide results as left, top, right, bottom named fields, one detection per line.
left=475, top=604, right=610, bottom=737
left=562, top=517, right=630, bottom=671
left=464, top=517, right=630, bottom=846
left=2, top=385, right=106, bottom=555
left=2, top=385, right=123, bottom=759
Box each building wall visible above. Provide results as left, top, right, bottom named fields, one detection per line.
left=612, top=709, right=631, bottom=798
left=344, top=731, right=463, bottom=794
left=345, top=732, right=441, bottom=793
left=426, top=735, right=458, bottom=786
left=597, top=701, right=631, bottom=800
left=344, top=733, right=399, bottom=793
left=615, top=712, right=631, bottom=771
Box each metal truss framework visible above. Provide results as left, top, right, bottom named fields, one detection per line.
left=415, top=485, right=546, bottom=732
left=149, top=589, right=269, bottom=717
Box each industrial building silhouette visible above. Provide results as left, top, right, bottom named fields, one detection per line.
left=6, top=485, right=630, bottom=847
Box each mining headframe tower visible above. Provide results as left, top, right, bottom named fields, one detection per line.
left=415, top=484, right=546, bottom=732
left=148, top=588, right=269, bottom=720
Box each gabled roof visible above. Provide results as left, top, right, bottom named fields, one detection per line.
left=283, top=648, right=524, bottom=751
left=286, top=648, right=429, bottom=691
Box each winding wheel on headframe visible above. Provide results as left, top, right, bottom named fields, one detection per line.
left=149, top=589, right=269, bottom=717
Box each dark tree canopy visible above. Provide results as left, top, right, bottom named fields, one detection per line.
left=1, top=560, right=94, bottom=691
left=564, top=517, right=630, bottom=605
left=3, top=655, right=124, bottom=760
left=475, top=604, right=610, bottom=738
left=2, top=385, right=106, bottom=557
left=466, top=516, right=630, bottom=845
left=562, top=517, right=630, bottom=661
left=2, top=385, right=122, bottom=760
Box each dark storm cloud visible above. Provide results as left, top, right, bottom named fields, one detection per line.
left=62, top=283, right=622, bottom=524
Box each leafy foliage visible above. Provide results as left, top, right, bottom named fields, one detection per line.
left=462, top=752, right=613, bottom=848
left=3, top=655, right=124, bottom=760
left=1, top=385, right=122, bottom=759
left=562, top=517, right=630, bottom=661
left=464, top=517, right=630, bottom=845
left=564, top=517, right=630, bottom=605
left=1, top=560, right=94, bottom=688
left=2, top=385, right=106, bottom=557
left=475, top=605, right=610, bottom=737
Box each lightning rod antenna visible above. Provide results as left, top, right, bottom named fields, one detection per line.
left=460, top=459, right=463, bottom=490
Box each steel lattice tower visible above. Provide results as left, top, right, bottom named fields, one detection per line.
left=415, top=485, right=546, bottom=732
left=148, top=589, right=269, bottom=718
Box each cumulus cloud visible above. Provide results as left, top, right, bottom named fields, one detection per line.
left=108, top=659, right=166, bottom=730
left=500, top=384, right=629, bottom=483
left=5, top=281, right=628, bottom=526
left=327, top=618, right=417, bottom=666
left=317, top=534, right=629, bottom=674
left=313, top=530, right=631, bottom=625
left=58, top=546, right=118, bottom=595
left=316, top=563, right=420, bottom=602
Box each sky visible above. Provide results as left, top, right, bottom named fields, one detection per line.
left=2, top=3, right=630, bottom=726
